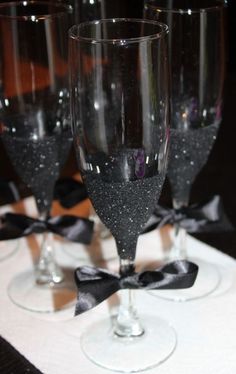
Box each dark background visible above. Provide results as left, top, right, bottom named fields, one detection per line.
left=0, top=0, right=236, bottom=256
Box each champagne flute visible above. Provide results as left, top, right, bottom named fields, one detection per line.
left=144, top=0, right=226, bottom=300
left=0, top=1, right=75, bottom=312
left=69, top=18, right=179, bottom=372
left=64, top=0, right=145, bottom=263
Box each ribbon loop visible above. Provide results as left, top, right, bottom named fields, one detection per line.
left=74, top=260, right=198, bottom=315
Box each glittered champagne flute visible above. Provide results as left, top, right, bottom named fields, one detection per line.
left=144, top=0, right=226, bottom=300
left=64, top=0, right=144, bottom=263
left=0, top=1, right=75, bottom=312
left=69, top=19, right=176, bottom=372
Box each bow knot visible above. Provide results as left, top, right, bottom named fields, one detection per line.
left=29, top=220, right=47, bottom=234
left=119, top=274, right=140, bottom=288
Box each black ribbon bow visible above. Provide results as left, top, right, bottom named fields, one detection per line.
left=143, top=195, right=234, bottom=234
left=0, top=213, right=94, bottom=244
left=74, top=260, right=198, bottom=315
left=54, top=178, right=88, bottom=209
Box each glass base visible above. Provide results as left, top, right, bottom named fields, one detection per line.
left=8, top=270, right=77, bottom=313
left=81, top=315, right=176, bottom=372
left=149, top=258, right=220, bottom=302
left=0, top=240, right=19, bottom=262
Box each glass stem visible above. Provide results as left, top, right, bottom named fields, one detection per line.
left=35, top=212, right=64, bottom=285
left=170, top=198, right=188, bottom=260
left=113, top=259, right=144, bottom=338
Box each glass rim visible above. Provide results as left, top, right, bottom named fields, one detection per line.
left=69, top=18, right=169, bottom=44
left=145, top=0, right=227, bottom=14
left=0, top=1, right=72, bottom=20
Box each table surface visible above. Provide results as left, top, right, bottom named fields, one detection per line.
left=1, top=197, right=236, bottom=374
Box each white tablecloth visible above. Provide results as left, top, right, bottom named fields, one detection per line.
left=1, top=198, right=236, bottom=374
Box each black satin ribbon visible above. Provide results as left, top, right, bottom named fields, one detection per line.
left=0, top=213, right=94, bottom=244
left=54, top=178, right=88, bottom=209
left=142, top=195, right=234, bottom=234
left=74, top=260, right=198, bottom=315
